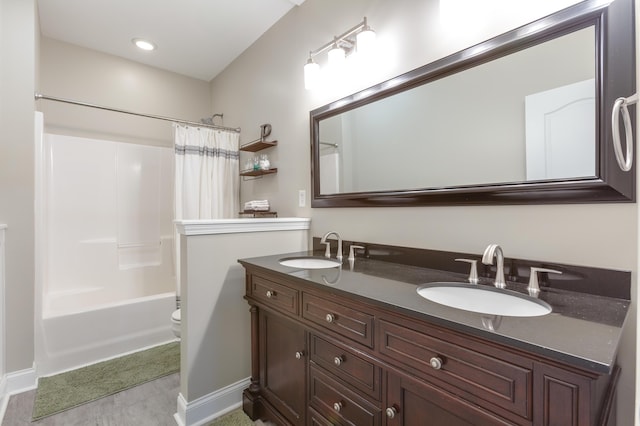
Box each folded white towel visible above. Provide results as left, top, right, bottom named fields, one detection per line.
left=244, top=200, right=270, bottom=211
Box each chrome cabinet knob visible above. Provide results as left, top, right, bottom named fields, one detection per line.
left=333, top=401, right=343, bottom=412
left=430, top=356, right=443, bottom=370
left=334, top=356, right=344, bottom=366
left=266, top=290, right=275, bottom=298
left=386, top=406, right=398, bottom=419
left=295, top=351, right=304, bottom=360
left=325, top=313, right=335, bottom=323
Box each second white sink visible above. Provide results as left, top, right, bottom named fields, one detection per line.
left=417, top=282, right=552, bottom=317
left=279, top=256, right=341, bottom=269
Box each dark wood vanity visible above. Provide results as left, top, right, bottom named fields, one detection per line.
left=239, top=245, right=628, bottom=426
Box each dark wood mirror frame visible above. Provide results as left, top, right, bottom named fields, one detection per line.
left=310, top=0, right=635, bottom=207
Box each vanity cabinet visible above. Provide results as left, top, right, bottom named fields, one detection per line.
left=385, top=371, right=511, bottom=425
left=259, top=310, right=306, bottom=425
left=242, top=267, right=619, bottom=426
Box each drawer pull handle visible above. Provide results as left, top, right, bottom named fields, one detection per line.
left=266, top=290, right=275, bottom=298
left=334, top=356, right=344, bottom=366
left=325, top=313, right=335, bottom=323
left=295, top=351, right=305, bottom=360
left=386, top=407, right=398, bottom=419
left=430, top=356, right=443, bottom=370
left=333, top=401, right=343, bottom=412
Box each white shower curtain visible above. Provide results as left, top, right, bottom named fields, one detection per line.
left=174, top=124, right=240, bottom=219
left=173, top=124, right=240, bottom=300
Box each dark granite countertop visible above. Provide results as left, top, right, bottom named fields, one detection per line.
left=239, top=250, right=630, bottom=375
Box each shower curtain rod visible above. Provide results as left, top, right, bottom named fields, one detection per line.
left=34, top=92, right=241, bottom=133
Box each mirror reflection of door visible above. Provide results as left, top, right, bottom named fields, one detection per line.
left=525, top=78, right=596, bottom=180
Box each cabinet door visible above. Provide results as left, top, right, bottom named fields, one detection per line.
left=533, top=362, right=592, bottom=426
left=385, top=372, right=513, bottom=426
left=260, top=310, right=306, bottom=426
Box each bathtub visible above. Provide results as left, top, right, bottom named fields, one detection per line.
left=36, top=234, right=177, bottom=376
left=34, top=128, right=177, bottom=376
left=36, top=289, right=176, bottom=376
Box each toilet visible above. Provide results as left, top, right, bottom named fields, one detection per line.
left=171, top=308, right=181, bottom=338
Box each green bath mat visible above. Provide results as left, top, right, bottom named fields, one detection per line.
left=32, top=341, right=180, bottom=421
left=207, top=409, right=255, bottom=426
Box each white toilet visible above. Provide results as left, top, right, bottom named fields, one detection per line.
left=171, top=308, right=181, bottom=338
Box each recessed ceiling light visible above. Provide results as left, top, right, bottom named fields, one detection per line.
left=132, top=38, right=156, bottom=51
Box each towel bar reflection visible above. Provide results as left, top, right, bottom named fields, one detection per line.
left=612, top=93, right=638, bottom=171
left=117, top=241, right=161, bottom=249
left=320, top=141, right=339, bottom=148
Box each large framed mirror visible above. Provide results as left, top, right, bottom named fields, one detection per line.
left=311, top=0, right=635, bottom=207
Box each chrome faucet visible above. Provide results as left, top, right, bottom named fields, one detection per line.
left=482, top=244, right=506, bottom=289
left=320, top=231, right=343, bottom=262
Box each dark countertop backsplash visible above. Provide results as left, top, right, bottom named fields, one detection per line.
left=313, top=237, right=631, bottom=301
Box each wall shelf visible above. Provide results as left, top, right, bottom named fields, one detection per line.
left=240, top=168, right=278, bottom=178
left=240, top=139, right=278, bottom=152
left=240, top=125, right=277, bottom=180
left=239, top=211, right=278, bottom=218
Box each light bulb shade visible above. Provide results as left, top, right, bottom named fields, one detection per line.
left=304, top=60, right=320, bottom=90
left=356, top=28, right=376, bottom=55
left=328, top=46, right=346, bottom=67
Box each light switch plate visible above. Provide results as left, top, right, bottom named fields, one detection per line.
left=298, top=190, right=306, bottom=207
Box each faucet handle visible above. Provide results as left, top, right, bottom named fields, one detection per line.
left=455, top=258, right=479, bottom=284
left=528, top=267, right=562, bottom=297
left=348, top=245, right=365, bottom=262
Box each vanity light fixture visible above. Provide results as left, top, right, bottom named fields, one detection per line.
left=304, top=55, right=320, bottom=90
left=304, top=17, right=376, bottom=90
left=327, top=38, right=346, bottom=67
left=356, top=19, right=376, bottom=54
left=132, top=38, right=156, bottom=51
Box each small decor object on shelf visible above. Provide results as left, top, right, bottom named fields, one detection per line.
left=259, top=154, right=270, bottom=170
left=260, top=123, right=272, bottom=139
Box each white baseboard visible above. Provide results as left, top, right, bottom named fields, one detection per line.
left=0, top=366, right=38, bottom=424
left=1, top=366, right=38, bottom=396
left=174, top=377, right=249, bottom=426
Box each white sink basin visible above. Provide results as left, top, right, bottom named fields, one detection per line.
left=279, top=256, right=341, bottom=269
left=417, top=282, right=552, bottom=317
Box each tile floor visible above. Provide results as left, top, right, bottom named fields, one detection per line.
left=2, top=373, right=180, bottom=426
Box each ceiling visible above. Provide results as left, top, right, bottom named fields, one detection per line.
left=37, top=0, right=305, bottom=82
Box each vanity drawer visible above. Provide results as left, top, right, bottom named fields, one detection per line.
left=309, top=364, right=381, bottom=426
left=303, top=293, right=374, bottom=348
left=308, top=408, right=335, bottom=426
left=251, top=275, right=299, bottom=315
left=378, top=317, right=533, bottom=420
left=310, top=333, right=381, bottom=400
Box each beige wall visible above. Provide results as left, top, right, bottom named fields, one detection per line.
left=210, top=0, right=638, bottom=423
left=0, top=0, right=37, bottom=373
left=39, top=37, right=212, bottom=147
